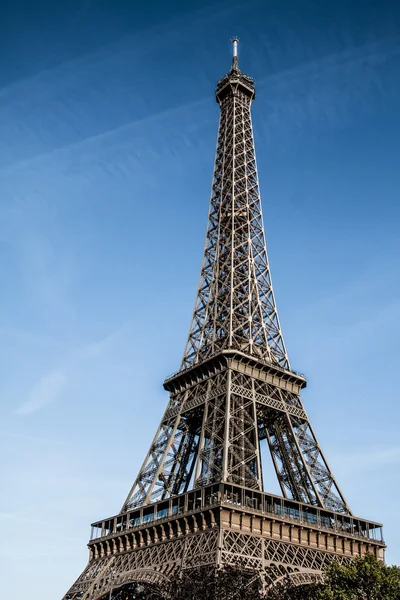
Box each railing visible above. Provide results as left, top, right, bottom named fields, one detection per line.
left=221, top=496, right=383, bottom=544
left=164, top=350, right=306, bottom=384
left=90, top=483, right=384, bottom=545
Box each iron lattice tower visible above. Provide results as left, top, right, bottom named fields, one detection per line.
left=63, top=40, right=384, bottom=600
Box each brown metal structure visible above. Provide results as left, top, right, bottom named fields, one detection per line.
left=63, top=40, right=385, bottom=599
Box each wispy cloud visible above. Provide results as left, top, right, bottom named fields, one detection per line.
left=0, top=0, right=233, bottom=98
left=15, top=369, right=66, bottom=416
left=1, top=32, right=398, bottom=180
left=14, top=322, right=132, bottom=416
left=0, top=326, right=61, bottom=348
left=75, top=321, right=132, bottom=360
left=256, top=34, right=400, bottom=149
left=0, top=99, right=206, bottom=177
left=0, top=429, right=68, bottom=444
left=0, top=512, right=54, bottom=525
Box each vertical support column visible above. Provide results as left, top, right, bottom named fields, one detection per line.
left=194, top=378, right=211, bottom=484
left=222, top=368, right=232, bottom=481
left=252, top=377, right=263, bottom=490
left=216, top=518, right=224, bottom=568
left=228, top=96, right=236, bottom=348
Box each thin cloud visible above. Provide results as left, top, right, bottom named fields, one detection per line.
left=0, top=326, right=61, bottom=348
left=0, top=429, right=68, bottom=444
left=13, top=323, right=132, bottom=416
left=76, top=321, right=133, bottom=360
left=15, top=369, right=66, bottom=416
left=0, top=0, right=233, bottom=97
left=256, top=35, right=400, bottom=148
left=0, top=99, right=206, bottom=177
left=2, top=33, right=399, bottom=178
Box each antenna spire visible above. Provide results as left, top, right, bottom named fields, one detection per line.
left=231, top=36, right=240, bottom=70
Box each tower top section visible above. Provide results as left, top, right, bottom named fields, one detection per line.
left=182, top=38, right=288, bottom=371
left=216, top=38, right=255, bottom=104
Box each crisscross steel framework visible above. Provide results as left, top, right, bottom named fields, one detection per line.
left=182, top=65, right=288, bottom=370
left=62, top=43, right=385, bottom=600
left=122, top=53, right=349, bottom=515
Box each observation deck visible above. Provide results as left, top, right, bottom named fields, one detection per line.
left=89, top=483, right=384, bottom=551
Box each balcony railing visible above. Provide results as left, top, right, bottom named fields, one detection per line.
left=89, top=483, right=384, bottom=546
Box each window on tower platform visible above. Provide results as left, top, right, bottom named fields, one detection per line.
left=156, top=501, right=169, bottom=520
left=142, top=507, right=155, bottom=524
left=129, top=511, right=140, bottom=528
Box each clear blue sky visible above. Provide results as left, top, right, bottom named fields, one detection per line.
left=1, top=1, right=399, bottom=598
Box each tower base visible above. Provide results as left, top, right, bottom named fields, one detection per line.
left=63, top=483, right=384, bottom=599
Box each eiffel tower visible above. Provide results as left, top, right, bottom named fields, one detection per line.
left=63, top=39, right=385, bottom=599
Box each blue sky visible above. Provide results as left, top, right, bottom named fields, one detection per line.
left=1, top=0, right=400, bottom=598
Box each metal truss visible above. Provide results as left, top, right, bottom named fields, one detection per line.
left=123, top=359, right=350, bottom=514
left=221, top=529, right=352, bottom=587
left=105, top=583, right=162, bottom=600
left=100, top=43, right=348, bottom=532
left=62, top=43, right=379, bottom=600
left=181, top=55, right=289, bottom=371
left=64, top=529, right=219, bottom=600
left=121, top=387, right=203, bottom=510
left=64, top=509, right=363, bottom=600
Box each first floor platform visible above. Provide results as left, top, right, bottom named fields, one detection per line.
left=63, top=483, right=384, bottom=600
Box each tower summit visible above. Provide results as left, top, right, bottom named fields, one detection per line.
left=231, top=36, right=239, bottom=69
left=63, top=41, right=384, bottom=600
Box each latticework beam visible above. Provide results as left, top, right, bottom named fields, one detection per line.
left=62, top=41, right=384, bottom=600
